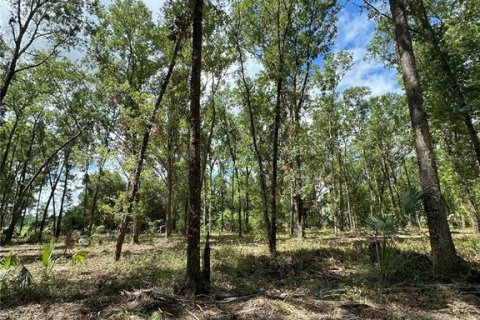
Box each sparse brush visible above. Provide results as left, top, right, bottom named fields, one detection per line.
left=1, top=252, right=33, bottom=290
left=366, top=215, right=398, bottom=281
left=64, top=231, right=76, bottom=253
left=40, top=241, right=56, bottom=278
left=367, top=215, right=396, bottom=236
left=0, top=252, right=19, bottom=270
left=0, top=252, right=20, bottom=286
left=72, top=249, right=88, bottom=265
left=15, top=266, right=33, bottom=287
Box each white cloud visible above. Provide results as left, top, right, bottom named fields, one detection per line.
left=334, top=6, right=400, bottom=96
left=142, top=0, right=166, bottom=14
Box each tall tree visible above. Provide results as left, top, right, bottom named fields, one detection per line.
left=185, top=0, right=207, bottom=295
left=389, top=0, right=459, bottom=276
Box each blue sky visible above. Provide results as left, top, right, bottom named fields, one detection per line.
left=334, top=2, right=400, bottom=95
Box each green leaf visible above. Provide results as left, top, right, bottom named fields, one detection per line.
left=41, top=242, right=55, bottom=268
left=72, top=250, right=88, bottom=265
left=0, top=252, right=19, bottom=270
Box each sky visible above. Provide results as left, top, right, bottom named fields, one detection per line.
left=0, top=0, right=401, bottom=211
left=335, top=2, right=399, bottom=95
left=0, top=0, right=399, bottom=95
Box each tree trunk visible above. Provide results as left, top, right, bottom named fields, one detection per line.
left=34, top=181, right=44, bottom=234
left=416, top=0, right=480, bottom=169
left=82, top=161, right=90, bottom=235
left=38, top=167, right=63, bottom=242
left=244, top=168, right=250, bottom=232
left=165, top=154, right=174, bottom=238
left=389, top=0, right=459, bottom=277
left=87, top=165, right=103, bottom=235
left=184, top=0, right=207, bottom=295
left=55, top=151, right=71, bottom=237
left=208, top=160, right=215, bottom=233
left=235, top=37, right=271, bottom=244
left=114, top=36, right=182, bottom=259
left=18, top=206, right=27, bottom=236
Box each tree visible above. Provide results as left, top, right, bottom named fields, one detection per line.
left=184, top=0, right=207, bottom=295
left=388, top=0, right=459, bottom=277
left=0, top=0, right=84, bottom=110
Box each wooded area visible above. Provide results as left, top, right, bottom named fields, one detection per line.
left=0, top=0, right=479, bottom=319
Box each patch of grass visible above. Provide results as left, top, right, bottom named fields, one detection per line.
left=1, top=230, right=479, bottom=320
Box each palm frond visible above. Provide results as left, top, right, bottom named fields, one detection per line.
left=401, top=187, right=431, bottom=216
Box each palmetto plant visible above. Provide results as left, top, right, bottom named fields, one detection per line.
left=401, top=187, right=431, bottom=216
left=0, top=252, right=19, bottom=285
left=367, top=215, right=396, bottom=237
left=41, top=241, right=55, bottom=278
left=0, top=252, right=19, bottom=270
left=15, top=266, right=33, bottom=287
left=1, top=252, right=33, bottom=290
left=367, top=215, right=397, bottom=281
left=72, top=250, right=88, bottom=265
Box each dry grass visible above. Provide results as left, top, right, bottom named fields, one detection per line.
left=0, top=229, right=479, bottom=319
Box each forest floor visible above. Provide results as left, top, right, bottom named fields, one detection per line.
left=0, top=229, right=479, bottom=319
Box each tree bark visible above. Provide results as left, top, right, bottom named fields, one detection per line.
left=244, top=167, right=251, bottom=232
left=389, top=0, right=459, bottom=277
left=165, top=152, right=174, bottom=238
left=184, top=0, right=207, bottom=295
left=55, top=150, right=70, bottom=237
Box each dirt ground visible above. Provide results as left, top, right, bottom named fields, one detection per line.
left=0, top=230, right=479, bottom=319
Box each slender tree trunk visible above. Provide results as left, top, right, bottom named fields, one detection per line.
left=34, top=182, right=44, bottom=234
left=290, top=185, right=295, bottom=236
left=235, top=38, right=271, bottom=242
left=416, top=0, right=480, bottom=168
left=82, top=161, right=90, bottom=235
left=18, top=206, right=27, bottom=236
left=220, top=181, right=224, bottom=233
left=208, top=160, right=215, bottom=234
left=235, top=167, right=242, bottom=236
left=269, top=73, right=282, bottom=257
left=244, top=168, right=250, bottom=232
left=115, top=36, right=182, bottom=259
left=50, top=171, right=57, bottom=236
left=389, top=0, right=459, bottom=276
left=184, top=0, right=207, bottom=295
left=55, top=151, right=70, bottom=237
left=293, top=93, right=306, bottom=238
left=38, top=167, right=63, bottom=242
left=87, top=165, right=103, bottom=235
left=203, top=174, right=208, bottom=226
left=165, top=154, right=174, bottom=238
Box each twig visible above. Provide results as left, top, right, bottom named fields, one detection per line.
left=186, top=309, right=200, bottom=320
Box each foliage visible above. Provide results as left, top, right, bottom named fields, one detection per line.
left=401, top=187, right=430, bottom=216
left=0, top=253, right=33, bottom=292
left=367, top=215, right=396, bottom=237
left=41, top=241, right=56, bottom=278
left=15, top=266, right=33, bottom=288
left=0, top=252, right=19, bottom=270
left=367, top=215, right=397, bottom=281
left=72, top=250, right=88, bottom=265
